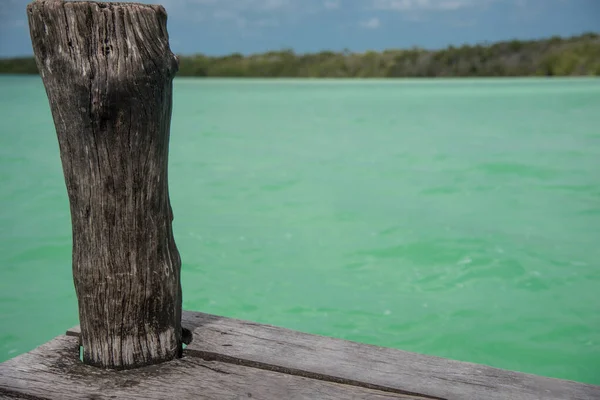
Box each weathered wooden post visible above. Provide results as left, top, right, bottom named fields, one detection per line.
left=27, top=0, right=182, bottom=369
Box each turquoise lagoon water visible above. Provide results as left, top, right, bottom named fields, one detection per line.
left=0, top=76, right=599, bottom=384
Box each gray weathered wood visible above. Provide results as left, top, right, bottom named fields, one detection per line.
left=27, top=0, right=182, bottom=369
left=0, top=335, right=426, bottom=400
left=174, top=312, right=600, bottom=400
left=73, top=311, right=600, bottom=400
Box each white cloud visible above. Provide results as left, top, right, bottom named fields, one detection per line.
left=360, top=17, right=381, bottom=28
left=135, top=0, right=305, bottom=33
left=369, top=0, right=501, bottom=24
left=158, top=0, right=320, bottom=26
left=371, top=0, right=490, bottom=11
left=182, top=0, right=292, bottom=11
left=324, top=0, right=341, bottom=9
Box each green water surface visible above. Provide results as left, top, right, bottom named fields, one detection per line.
left=1, top=76, right=599, bottom=384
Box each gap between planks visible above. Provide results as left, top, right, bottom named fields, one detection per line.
left=66, top=310, right=600, bottom=400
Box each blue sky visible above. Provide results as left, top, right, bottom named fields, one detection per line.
left=1, top=0, right=598, bottom=57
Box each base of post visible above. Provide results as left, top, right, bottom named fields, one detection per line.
left=81, top=327, right=181, bottom=370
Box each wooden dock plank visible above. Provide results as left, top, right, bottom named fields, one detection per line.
left=185, top=311, right=600, bottom=400
left=65, top=311, right=600, bottom=399
left=0, top=335, right=427, bottom=400
left=102, top=311, right=598, bottom=400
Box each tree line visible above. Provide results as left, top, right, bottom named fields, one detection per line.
left=1, top=33, right=599, bottom=78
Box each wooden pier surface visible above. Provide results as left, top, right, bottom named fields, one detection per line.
left=1, top=310, right=598, bottom=400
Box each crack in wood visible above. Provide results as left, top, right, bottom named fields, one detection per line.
left=190, top=350, right=444, bottom=399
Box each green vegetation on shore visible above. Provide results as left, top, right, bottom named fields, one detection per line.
left=2, top=33, right=599, bottom=77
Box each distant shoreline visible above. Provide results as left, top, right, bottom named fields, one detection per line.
left=2, top=32, right=599, bottom=78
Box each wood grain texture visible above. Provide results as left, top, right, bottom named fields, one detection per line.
left=27, top=0, right=181, bottom=369
left=66, top=310, right=595, bottom=400
left=0, top=335, right=426, bottom=400
left=66, top=311, right=600, bottom=399
left=176, top=312, right=600, bottom=400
